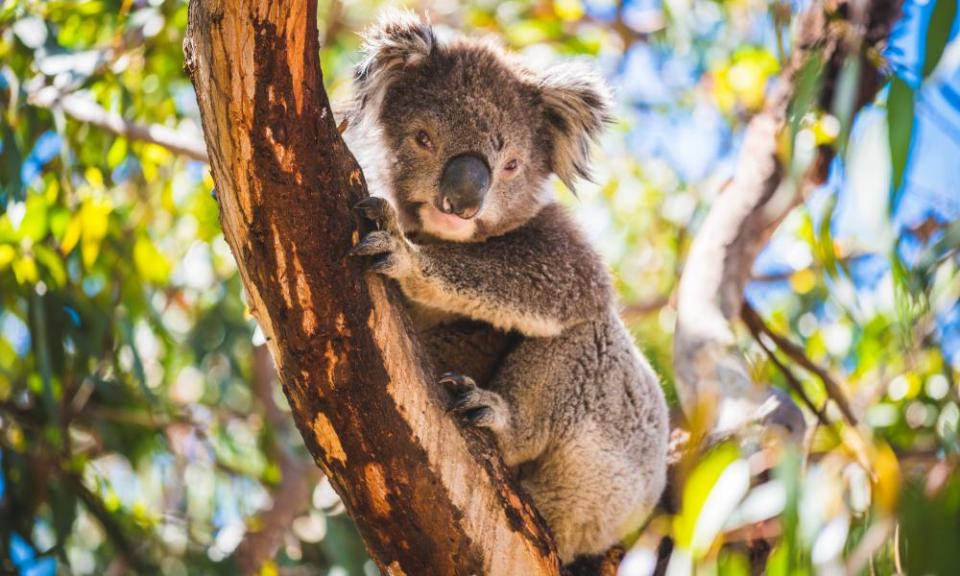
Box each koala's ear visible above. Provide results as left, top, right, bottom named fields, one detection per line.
left=537, top=63, right=612, bottom=192
left=355, top=10, right=435, bottom=109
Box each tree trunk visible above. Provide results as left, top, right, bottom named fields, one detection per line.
left=182, top=2, right=560, bottom=574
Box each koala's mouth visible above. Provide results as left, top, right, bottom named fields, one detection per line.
left=435, top=198, right=482, bottom=221
left=419, top=202, right=479, bottom=241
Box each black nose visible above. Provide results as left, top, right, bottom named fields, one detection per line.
left=438, top=153, right=491, bottom=219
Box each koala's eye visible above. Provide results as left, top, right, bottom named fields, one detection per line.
left=415, top=130, right=433, bottom=150
left=503, top=159, right=519, bottom=172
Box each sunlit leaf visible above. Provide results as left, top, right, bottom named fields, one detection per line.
left=107, top=136, right=128, bottom=169
left=673, top=442, right=748, bottom=556
left=19, top=193, right=49, bottom=242
left=133, top=236, right=172, bottom=284
left=0, top=244, right=15, bottom=269
left=80, top=197, right=112, bottom=268
left=33, top=244, right=66, bottom=287
left=870, top=439, right=902, bottom=514
left=60, top=211, right=83, bottom=254
left=11, top=254, right=38, bottom=284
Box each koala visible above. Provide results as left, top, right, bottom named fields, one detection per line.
left=341, top=11, right=669, bottom=565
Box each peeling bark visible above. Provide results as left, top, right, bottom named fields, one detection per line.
left=183, top=1, right=560, bottom=574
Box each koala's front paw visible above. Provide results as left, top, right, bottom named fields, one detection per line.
left=350, top=197, right=416, bottom=279
left=439, top=372, right=509, bottom=432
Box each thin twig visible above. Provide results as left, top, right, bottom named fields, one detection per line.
left=620, top=296, right=671, bottom=322
left=741, top=302, right=858, bottom=426
left=893, top=522, right=904, bottom=575
left=232, top=345, right=316, bottom=575
left=28, top=87, right=209, bottom=162
left=744, top=318, right=829, bottom=428
left=66, top=474, right=157, bottom=573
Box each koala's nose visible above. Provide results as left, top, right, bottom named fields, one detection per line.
left=438, top=153, right=491, bottom=219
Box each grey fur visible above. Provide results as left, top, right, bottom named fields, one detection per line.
left=343, top=12, right=669, bottom=564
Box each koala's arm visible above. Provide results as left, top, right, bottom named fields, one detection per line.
left=359, top=202, right=613, bottom=337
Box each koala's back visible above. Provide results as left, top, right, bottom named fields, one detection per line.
left=500, top=310, right=668, bottom=460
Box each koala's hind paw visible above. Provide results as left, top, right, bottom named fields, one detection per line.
left=440, top=373, right=509, bottom=432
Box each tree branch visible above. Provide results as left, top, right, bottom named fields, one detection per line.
left=741, top=301, right=858, bottom=426
left=182, top=1, right=560, bottom=574
left=232, top=345, right=316, bottom=574
left=742, top=312, right=829, bottom=428
left=672, top=0, right=901, bottom=437
left=28, top=86, right=209, bottom=162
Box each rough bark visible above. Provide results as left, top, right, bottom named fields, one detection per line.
left=673, top=0, right=902, bottom=437
left=182, top=1, right=560, bottom=574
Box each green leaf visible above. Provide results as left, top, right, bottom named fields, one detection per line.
left=789, top=53, right=824, bottom=153
left=923, top=0, right=958, bottom=78
left=33, top=244, right=67, bottom=288
left=887, top=76, right=915, bottom=213
left=133, top=236, right=172, bottom=284
left=1, top=120, right=23, bottom=209
left=107, top=137, right=128, bottom=169
left=816, top=193, right=840, bottom=280
left=19, top=193, right=49, bottom=242
left=831, top=55, right=862, bottom=151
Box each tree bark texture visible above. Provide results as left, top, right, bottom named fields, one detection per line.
left=673, top=0, right=902, bottom=436
left=182, top=2, right=560, bottom=574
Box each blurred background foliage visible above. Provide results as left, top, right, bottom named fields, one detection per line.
left=0, top=0, right=958, bottom=574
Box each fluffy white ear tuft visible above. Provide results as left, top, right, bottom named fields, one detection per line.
left=537, top=62, right=613, bottom=192
left=354, top=10, right=435, bottom=110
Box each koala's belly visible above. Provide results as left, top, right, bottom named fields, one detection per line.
left=418, top=319, right=519, bottom=388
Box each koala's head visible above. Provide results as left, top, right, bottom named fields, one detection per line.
left=350, top=11, right=611, bottom=242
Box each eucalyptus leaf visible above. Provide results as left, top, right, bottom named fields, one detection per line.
left=887, top=76, right=915, bottom=213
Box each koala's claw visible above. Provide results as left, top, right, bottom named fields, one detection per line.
left=353, top=196, right=399, bottom=233
left=349, top=199, right=415, bottom=278
left=348, top=230, right=393, bottom=257
left=438, top=372, right=477, bottom=394
left=442, top=374, right=507, bottom=432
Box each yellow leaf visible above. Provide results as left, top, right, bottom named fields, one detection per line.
left=812, top=114, right=840, bottom=146
left=60, top=213, right=83, bottom=254
left=0, top=245, right=15, bottom=269
left=80, top=198, right=112, bottom=268
left=12, top=255, right=38, bottom=284
left=789, top=268, right=817, bottom=294
left=870, top=439, right=901, bottom=514
left=134, top=236, right=172, bottom=283
left=84, top=166, right=104, bottom=189
left=711, top=47, right=780, bottom=113
left=554, top=0, right=585, bottom=21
